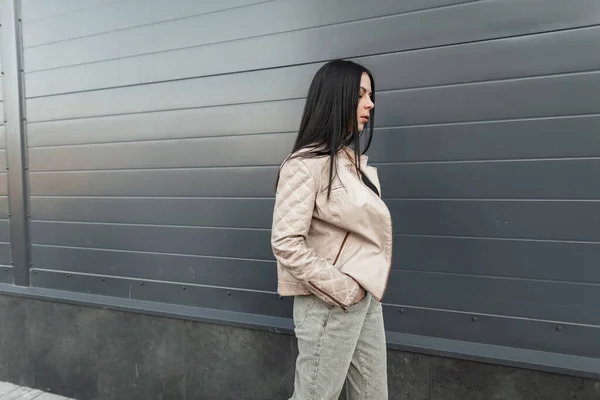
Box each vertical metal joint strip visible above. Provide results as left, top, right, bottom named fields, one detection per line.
left=1, top=0, right=31, bottom=286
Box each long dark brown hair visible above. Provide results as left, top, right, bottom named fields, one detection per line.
left=277, top=59, right=375, bottom=198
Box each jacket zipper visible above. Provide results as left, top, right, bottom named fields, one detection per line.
left=309, top=281, right=347, bottom=310
left=333, top=232, right=350, bottom=265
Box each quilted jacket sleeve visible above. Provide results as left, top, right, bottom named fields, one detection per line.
left=271, top=157, right=363, bottom=309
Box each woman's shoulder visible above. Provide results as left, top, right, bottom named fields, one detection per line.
left=281, top=148, right=332, bottom=175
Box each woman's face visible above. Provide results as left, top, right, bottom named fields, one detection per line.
left=357, top=72, right=375, bottom=131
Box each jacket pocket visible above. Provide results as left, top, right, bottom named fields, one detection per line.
left=333, top=232, right=350, bottom=266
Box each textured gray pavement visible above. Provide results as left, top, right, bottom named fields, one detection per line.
left=0, top=382, right=73, bottom=400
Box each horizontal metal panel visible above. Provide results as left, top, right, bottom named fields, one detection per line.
left=26, top=63, right=320, bottom=121
left=379, top=159, right=600, bottom=200
left=30, top=221, right=273, bottom=260
left=32, top=245, right=276, bottom=291
left=369, top=115, right=600, bottom=163
left=375, top=71, right=600, bottom=127
left=29, top=132, right=295, bottom=171
left=0, top=126, right=6, bottom=149
left=22, top=0, right=267, bottom=47
left=21, top=0, right=117, bottom=22
left=26, top=24, right=600, bottom=97
left=365, top=24, right=597, bottom=91
left=29, top=196, right=600, bottom=243
left=29, top=159, right=600, bottom=200
left=24, top=0, right=600, bottom=95
left=26, top=108, right=600, bottom=161
left=0, top=197, right=9, bottom=218
left=383, top=305, right=600, bottom=359
left=23, top=0, right=475, bottom=72
left=394, top=236, right=600, bottom=284
left=29, top=167, right=279, bottom=197
left=391, top=200, right=600, bottom=242
left=27, top=100, right=304, bottom=147
left=30, top=197, right=275, bottom=229
left=0, top=242, right=11, bottom=265
left=0, top=266, right=12, bottom=284
left=27, top=68, right=600, bottom=125
left=0, top=220, right=10, bottom=242
left=0, top=150, right=6, bottom=171
left=386, top=270, right=600, bottom=326
left=31, top=269, right=291, bottom=318
left=0, top=174, right=8, bottom=195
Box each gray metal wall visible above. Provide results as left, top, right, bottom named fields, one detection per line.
left=1, top=0, right=599, bottom=377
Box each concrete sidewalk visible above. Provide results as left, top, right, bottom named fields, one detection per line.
left=0, top=382, right=73, bottom=400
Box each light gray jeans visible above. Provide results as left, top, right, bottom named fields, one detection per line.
left=290, top=292, right=388, bottom=400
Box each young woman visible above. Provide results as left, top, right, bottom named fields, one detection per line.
left=271, top=59, right=393, bottom=399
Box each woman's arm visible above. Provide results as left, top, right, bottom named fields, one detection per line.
left=271, top=157, right=363, bottom=309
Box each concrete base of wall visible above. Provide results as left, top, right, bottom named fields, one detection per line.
left=1, top=294, right=598, bottom=400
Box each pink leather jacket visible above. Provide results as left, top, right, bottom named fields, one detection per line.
left=271, top=147, right=393, bottom=311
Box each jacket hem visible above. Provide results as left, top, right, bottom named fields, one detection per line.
left=277, top=282, right=311, bottom=297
